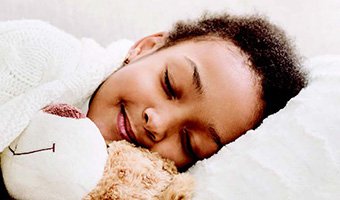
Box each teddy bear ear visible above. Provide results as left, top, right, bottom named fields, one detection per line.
left=43, top=103, right=85, bottom=119
left=158, top=173, right=195, bottom=200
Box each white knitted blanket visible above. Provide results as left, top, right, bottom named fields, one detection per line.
left=0, top=20, right=132, bottom=152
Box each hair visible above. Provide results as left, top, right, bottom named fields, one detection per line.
left=161, top=12, right=308, bottom=124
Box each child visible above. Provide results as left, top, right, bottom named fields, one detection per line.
left=0, top=13, right=307, bottom=171
left=87, top=13, right=307, bottom=170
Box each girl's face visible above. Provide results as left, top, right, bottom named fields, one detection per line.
left=87, top=34, right=263, bottom=169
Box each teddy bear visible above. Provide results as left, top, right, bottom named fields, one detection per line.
left=1, top=104, right=194, bottom=200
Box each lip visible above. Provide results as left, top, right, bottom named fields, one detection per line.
left=117, top=104, right=138, bottom=145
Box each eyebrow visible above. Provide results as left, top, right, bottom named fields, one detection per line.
left=208, top=126, right=223, bottom=149
left=184, top=56, right=204, bottom=95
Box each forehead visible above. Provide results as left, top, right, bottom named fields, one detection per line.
left=166, top=40, right=262, bottom=143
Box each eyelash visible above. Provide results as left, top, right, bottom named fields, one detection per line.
left=163, top=67, right=177, bottom=99
left=182, top=128, right=198, bottom=160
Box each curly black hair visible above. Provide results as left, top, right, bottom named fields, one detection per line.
left=162, top=13, right=308, bottom=124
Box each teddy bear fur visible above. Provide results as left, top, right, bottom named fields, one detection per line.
left=84, top=140, right=194, bottom=200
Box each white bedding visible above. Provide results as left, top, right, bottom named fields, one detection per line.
left=1, top=1, right=339, bottom=198
left=189, top=55, right=340, bottom=199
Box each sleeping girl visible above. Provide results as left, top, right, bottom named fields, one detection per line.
left=0, top=12, right=307, bottom=190
left=87, top=13, right=308, bottom=170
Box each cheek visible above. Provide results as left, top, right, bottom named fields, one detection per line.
left=194, top=135, right=219, bottom=158
left=113, top=69, right=160, bottom=103
left=150, top=138, right=190, bottom=168
left=105, top=71, right=139, bottom=100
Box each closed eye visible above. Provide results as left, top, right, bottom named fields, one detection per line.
left=163, top=66, right=177, bottom=99
left=181, top=128, right=198, bottom=160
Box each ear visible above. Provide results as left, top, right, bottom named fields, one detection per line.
left=128, top=32, right=167, bottom=62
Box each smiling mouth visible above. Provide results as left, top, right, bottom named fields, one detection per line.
left=117, top=104, right=138, bottom=145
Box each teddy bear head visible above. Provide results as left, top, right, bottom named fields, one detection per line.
left=1, top=104, right=194, bottom=199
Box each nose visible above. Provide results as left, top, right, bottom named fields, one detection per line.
left=143, top=107, right=175, bottom=142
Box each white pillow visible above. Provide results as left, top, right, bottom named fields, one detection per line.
left=189, top=55, right=340, bottom=200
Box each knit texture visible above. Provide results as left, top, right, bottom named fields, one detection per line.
left=0, top=20, right=132, bottom=152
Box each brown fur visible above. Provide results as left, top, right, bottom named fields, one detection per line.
left=84, top=141, right=194, bottom=200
